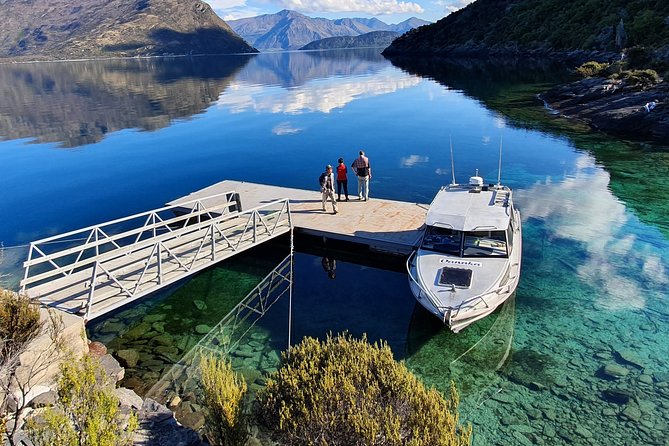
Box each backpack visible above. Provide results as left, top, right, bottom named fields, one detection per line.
left=319, top=172, right=326, bottom=187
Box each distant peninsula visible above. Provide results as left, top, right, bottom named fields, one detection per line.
left=383, top=0, right=669, bottom=59
left=0, top=0, right=256, bottom=61
left=229, top=10, right=429, bottom=51
left=300, top=31, right=400, bottom=51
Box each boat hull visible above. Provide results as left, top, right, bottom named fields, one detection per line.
left=407, top=208, right=522, bottom=333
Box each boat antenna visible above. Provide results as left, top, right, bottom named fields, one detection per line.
left=450, top=136, right=457, bottom=186
left=497, top=135, right=503, bottom=186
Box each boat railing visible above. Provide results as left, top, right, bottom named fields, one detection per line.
left=406, top=250, right=450, bottom=321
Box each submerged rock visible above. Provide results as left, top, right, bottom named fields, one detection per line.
left=614, top=349, right=645, bottom=369
left=115, top=349, right=140, bottom=368
left=601, top=363, right=630, bottom=379
left=602, top=388, right=633, bottom=404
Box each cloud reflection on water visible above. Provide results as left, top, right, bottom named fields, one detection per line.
left=216, top=72, right=421, bottom=115
left=516, top=154, right=668, bottom=310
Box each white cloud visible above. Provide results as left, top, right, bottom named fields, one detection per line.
left=273, top=0, right=424, bottom=15
left=400, top=155, right=429, bottom=168
left=207, top=0, right=247, bottom=9
left=272, top=122, right=302, bottom=135
left=435, top=0, right=474, bottom=14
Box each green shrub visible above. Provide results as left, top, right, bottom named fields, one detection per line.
left=575, top=61, right=610, bottom=78
left=257, top=333, right=472, bottom=446
left=26, top=354, right=137, bottom=446
left=0, top=290, right=41, bottom=358
left=199, top=354, right=248, bottom=446
left=615, top=69, right=662, bottom=87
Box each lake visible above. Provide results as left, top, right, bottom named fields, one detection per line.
left=1, top=49, right=668, bottom=445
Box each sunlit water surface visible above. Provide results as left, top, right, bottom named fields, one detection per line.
left=1, top=50, right=668, bottom=445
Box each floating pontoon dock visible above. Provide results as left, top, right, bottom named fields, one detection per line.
left=169, top=180, right=427, bottom=255
left=21, top=180, right=427, bottom=320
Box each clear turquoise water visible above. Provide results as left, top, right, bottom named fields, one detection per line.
left=1, top=50, right=669, bottom=445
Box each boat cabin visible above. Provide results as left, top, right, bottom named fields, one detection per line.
left=420, top=180, right=517, bottom=258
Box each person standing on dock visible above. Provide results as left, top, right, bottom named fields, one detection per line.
left=336, top=157, right=349, bottom=201
left=320, top=165, right=338, bottom=214
left=352, top=150, right=371, bottom=201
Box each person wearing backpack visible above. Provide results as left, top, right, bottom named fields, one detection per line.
left=351, top=150, right=371, bottom=201
left=319, top=165, right=338, bottom=214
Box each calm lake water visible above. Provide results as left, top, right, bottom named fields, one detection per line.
left=1, top=49, right=669, bottom=445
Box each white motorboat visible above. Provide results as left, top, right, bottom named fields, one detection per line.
left=407, top=171, right=522, bottom=333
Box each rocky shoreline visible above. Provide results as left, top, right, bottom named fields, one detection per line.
left=539, top=77, right=669, bottom=143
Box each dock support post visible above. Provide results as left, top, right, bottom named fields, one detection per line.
left=287, top=202, right=293, bottom=354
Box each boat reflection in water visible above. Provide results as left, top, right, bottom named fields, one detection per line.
left=405, top=292, right=516, bottom=402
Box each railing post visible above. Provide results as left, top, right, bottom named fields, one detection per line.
left=211, top=224, right=216, bottom=261
left=157, top=243, right=163, bottom=285
left=85, top=261, right=99, bottom=321
left=20, top=243, right=34, bottom=294
left=253, top=212, right=257, bottom=243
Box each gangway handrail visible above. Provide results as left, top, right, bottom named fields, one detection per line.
left=21, top=198, right=290, bottom=293
left=27, top=191, right=239, bottom=245
left=23, top=195, right=240, bottom=268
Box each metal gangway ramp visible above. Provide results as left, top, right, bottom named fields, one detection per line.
left=20, top=192, right=292, bottom=321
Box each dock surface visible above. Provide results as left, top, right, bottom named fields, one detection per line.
left=169, top=180, right=428, bottom=254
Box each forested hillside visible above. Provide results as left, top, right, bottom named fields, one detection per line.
left=384, top=0, right=669, bottom=56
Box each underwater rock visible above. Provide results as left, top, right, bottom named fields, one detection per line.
left=151, top=322, right=166, bottom=333
left=143, top=314, right=167, bottom=323
left=602, top=388, right=633, bottom=404
left=639, top=374, right=654, bottom=385
left=614, top=349, right=645, bottom=369
left=153, top=333, right=174, bottom=346
left=621, top=405, right=642, bottom=422
left=123, top=322, right=152, bottom=341
left=575, top=426, right=593, bottom=439
left=116, top=349, right=140, bottom=368
left=195, top=324, right=212, bottom=334
left=492, top=392, right=514, bottom=404
left=542, top=409, right=557, bottom=421
left=601, top=363, right=630, bottom=379
left=193, top=299, right=207, bottom=311
left=99, top=321, right=127, bottom=334
left=543, top=424, right=556, bottom=438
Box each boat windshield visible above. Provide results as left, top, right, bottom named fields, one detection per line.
left=421, top=226, right=461, bottom=255
left=463, top=231, right=508, bottom=257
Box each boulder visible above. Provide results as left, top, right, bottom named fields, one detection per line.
left=114, top=387, right=143, bottom=410
left=99, top=354, right=125, bottom=382
left=601, top=363, right=629, bottom=379
left=88, top=341, right=108, bottom=357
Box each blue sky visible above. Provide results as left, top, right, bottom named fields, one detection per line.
left=209, top=0, right=475, bottom=24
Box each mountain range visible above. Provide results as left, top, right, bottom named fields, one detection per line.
left=0, top=0, right=256, bottom=60
left=229, top=10, right=429, bottom=51
left=384, top=0, right=669, bottom=57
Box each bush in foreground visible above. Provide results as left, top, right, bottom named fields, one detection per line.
left=199, top=354, right=248, bottom=446
left=257, top=333, right=472, bottom=446
left=26, top=354, right=137, bottom=446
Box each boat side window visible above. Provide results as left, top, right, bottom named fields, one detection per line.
left=422, top=226, right=461, bottom=255
left=463, top=230, right=508, bottom=257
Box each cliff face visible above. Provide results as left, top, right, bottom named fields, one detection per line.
left=0, top=0, right=257, bottom=60
left=384, top=0, right=669, bottom=57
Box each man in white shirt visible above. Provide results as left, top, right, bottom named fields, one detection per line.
left=351, top=150, right=371, bottom=201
